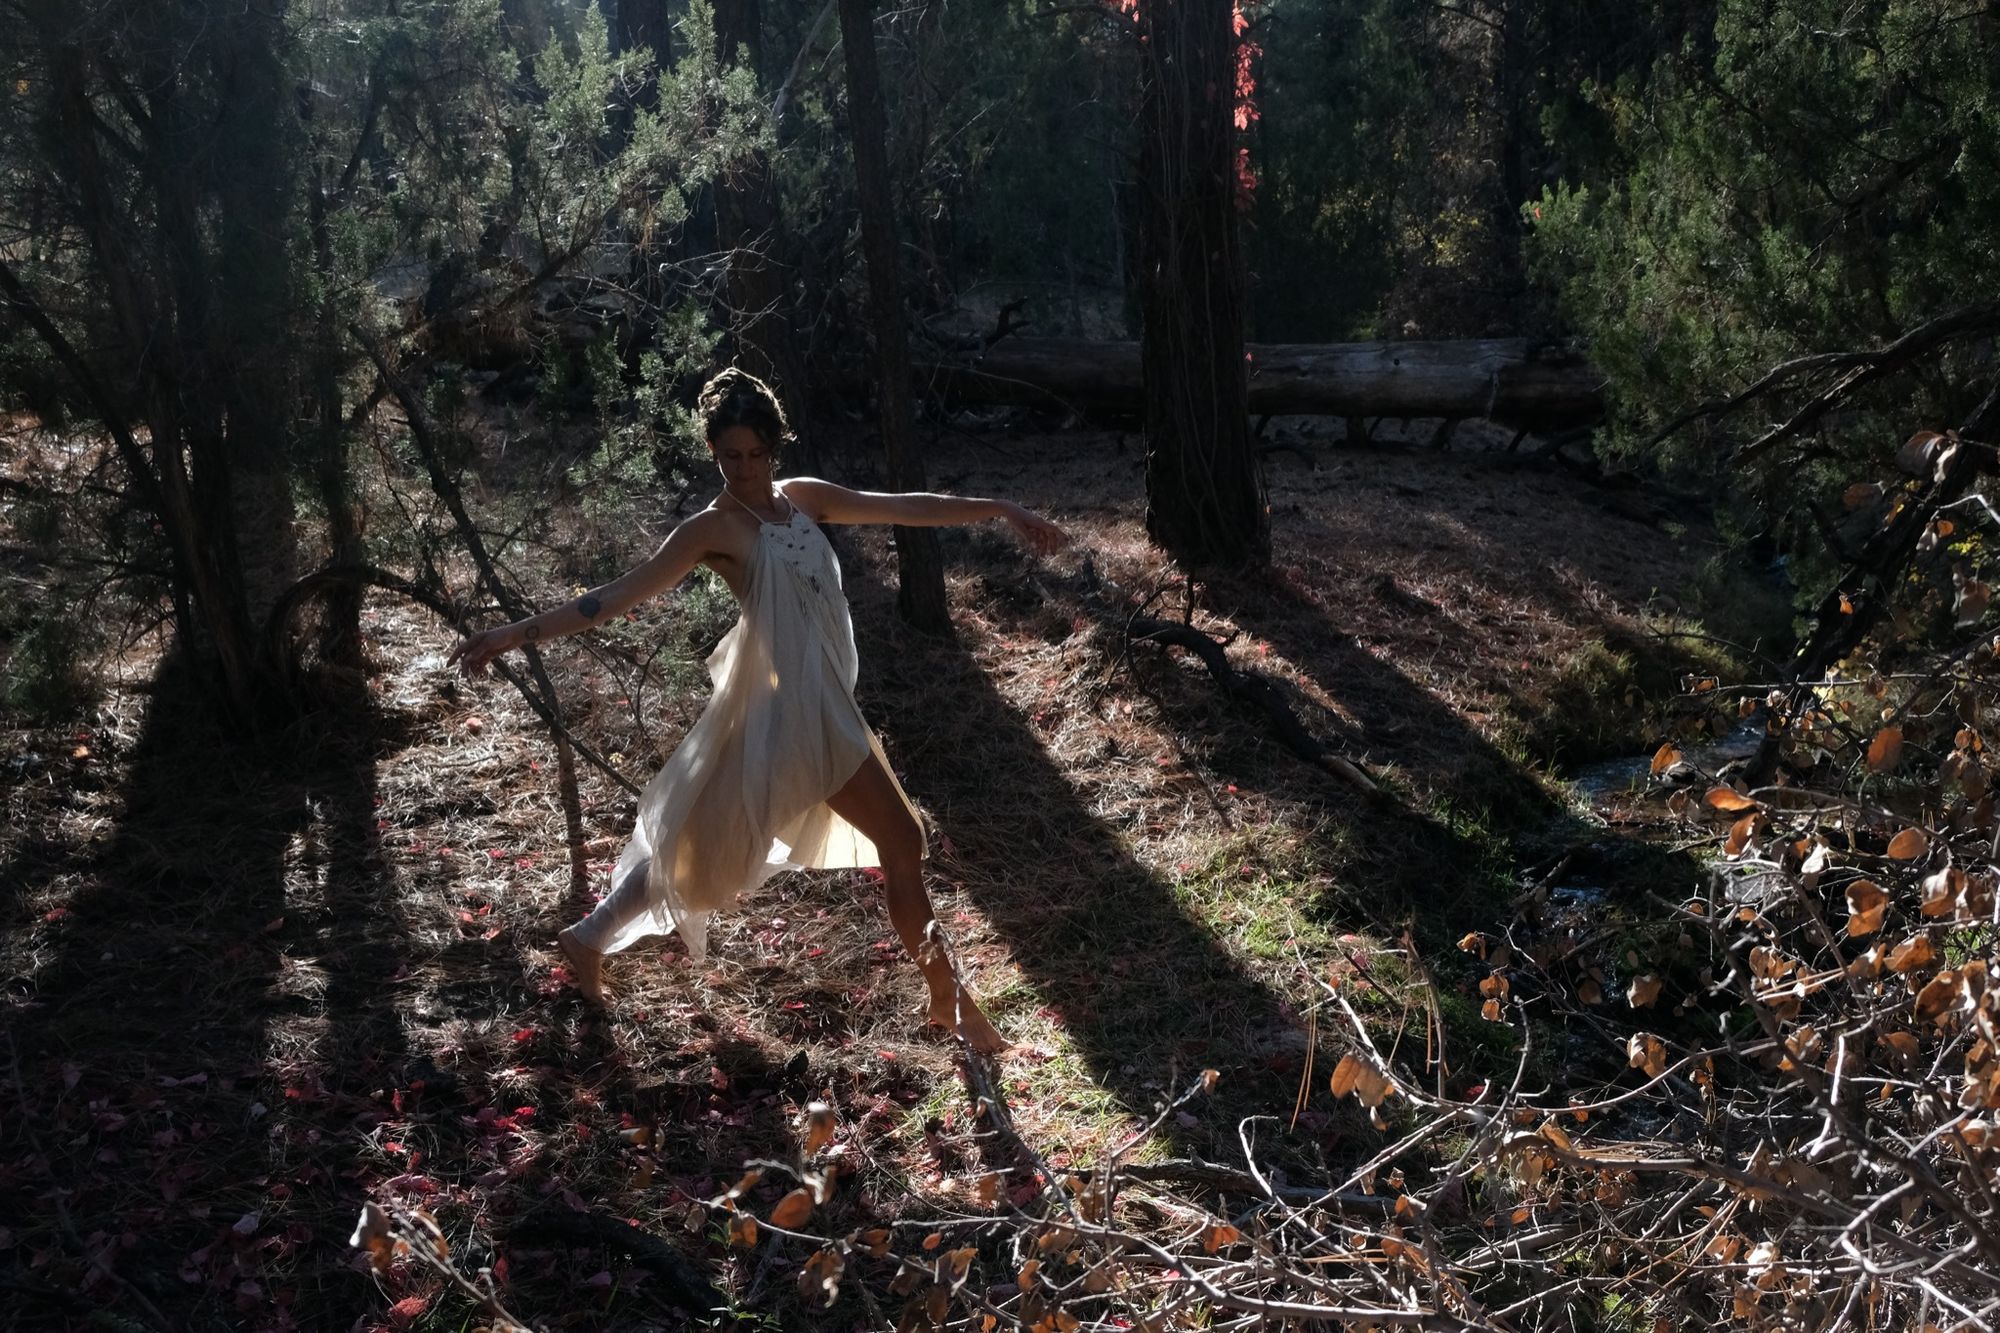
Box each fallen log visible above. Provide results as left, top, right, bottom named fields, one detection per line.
left=916, top=337, right=1603, bottom=428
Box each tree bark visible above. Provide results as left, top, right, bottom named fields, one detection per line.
left=838, top=0, right=950, bottom=632
left=1137, top=0, right=1267, bottom=569
left=914, top=337, right=1604, bottom=427
left=714, top=0, right=815, bottom=471
left=212, top=0, right=302, bottom=632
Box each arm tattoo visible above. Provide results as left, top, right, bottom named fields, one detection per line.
left=523, top=623, right=542, bottom=642
left=577, top=595, right=603, bottom=621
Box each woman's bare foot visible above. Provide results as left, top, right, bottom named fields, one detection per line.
left=928, top=986, right=1008, bottom=1053
left=557, top=927, right=609, bottom=1007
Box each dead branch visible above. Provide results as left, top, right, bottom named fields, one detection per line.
left=1128, top=615, right=1385, bottom=800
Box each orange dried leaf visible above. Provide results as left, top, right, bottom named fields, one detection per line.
left=1628, top=974, right=1663, bottom=1008
left=1846, top=880, right=1888, bottom=936
left=798, top=1248, right=845, bottom=1308
left=1887, top=828, right=1929, bottom=861
left=1887, top=934, right=1937, bottom=975
left=1627, top=1033, right=1668, bottom=1079
left=1920, top=868, right=1964, bottom=919
left=1914, top=970, right=1962, bottom=1024
left=1867, top=726, right=1904, bottom=773
left=1705, top=786, right=1758, bottom=812
left=803, top=1102, right=837, bottom=1155
left=1201, top=1223, right=1241, bottom=1253
left=728, top=1213, right=759, bottom=1247
left=1329, top=1053, right=1361, bottom=1099
left=769, top=1188, right=814, bottom=1230
left=1650, top=742, right=1682, bottom=775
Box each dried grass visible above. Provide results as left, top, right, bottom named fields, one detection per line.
left=0, top=416, right=1737, bottom=1330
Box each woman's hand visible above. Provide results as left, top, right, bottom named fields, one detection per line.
left=1004, top=503, right=1070, bottom=556
left=447, top=623, right=522, bottom=677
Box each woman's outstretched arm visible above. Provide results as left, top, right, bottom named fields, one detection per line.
left=447, top=512, right=724, bottom=676
left=783, top=477, right=1069, bottom=554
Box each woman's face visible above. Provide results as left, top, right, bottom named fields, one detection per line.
left=709, top=425, right=775, bottom=491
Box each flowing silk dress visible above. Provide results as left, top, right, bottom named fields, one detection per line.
left=568, top=492, right=920, bottom=961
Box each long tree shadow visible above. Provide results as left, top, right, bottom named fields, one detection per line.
left=839, top=545, right=1331, bottom=1157
left=0, top=652, right=412, bottom=1328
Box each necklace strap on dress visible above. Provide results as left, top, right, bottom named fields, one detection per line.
left=724, top=487, right=792, bottom=523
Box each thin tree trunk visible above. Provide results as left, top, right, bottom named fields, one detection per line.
left=1136, top=0, right=1267, bottom=569
left=838, top=0, right=950, bottom=631
left=714, top=0, right=815, bottom=470
left=213, top=0, right=301, bottom=636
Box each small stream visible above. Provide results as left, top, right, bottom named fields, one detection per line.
left=1562, top=717, right=1768, bottom=809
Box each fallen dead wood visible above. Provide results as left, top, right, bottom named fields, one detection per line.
left=1127, top=615, right=1384, bottom=801
left=916, top=337, right=1603, bottom=428
left=506, top=1206, right=727, bottom=1318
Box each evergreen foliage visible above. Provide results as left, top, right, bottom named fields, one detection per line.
left=1529, top=0, right=2000, bottom=476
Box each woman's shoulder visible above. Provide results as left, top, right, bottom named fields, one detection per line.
left=776, top=476, right=841, bottom=521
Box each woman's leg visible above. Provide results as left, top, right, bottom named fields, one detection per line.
left=557, top=856, right=651, bottom=1007
left=824, top=754, right=1006, bottom=1052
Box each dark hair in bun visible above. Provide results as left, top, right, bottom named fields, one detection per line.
left=698, top=368, right=792, bottom=456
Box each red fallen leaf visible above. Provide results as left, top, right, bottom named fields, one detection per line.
left=511, top=1028, right=536, bottom=1044
left=387, top=1293, right=430, bottom=1328
left=382, top=1141, right=406, bottom=1155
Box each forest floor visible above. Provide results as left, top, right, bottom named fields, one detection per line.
left=0, top=411, right=1790, bottom=1330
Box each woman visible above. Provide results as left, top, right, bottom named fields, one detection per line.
left=448, top=369, right=1067, bottom=1052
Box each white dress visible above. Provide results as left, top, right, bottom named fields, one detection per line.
left=568, top=490, right=919, bottom=961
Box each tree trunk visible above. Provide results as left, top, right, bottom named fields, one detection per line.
left=714, top=0, right=815, bottom=471
left=305, top=90, right=374, bottom=671
left=213, top=0, right=302, bottom=634
left=1137, top=0, right=1267, bottom=569
left=41, top=32, right=267, bottom=717
left=913, top=337, right=1604, bottom=427
left=838, top=0, right=950, bottom=632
